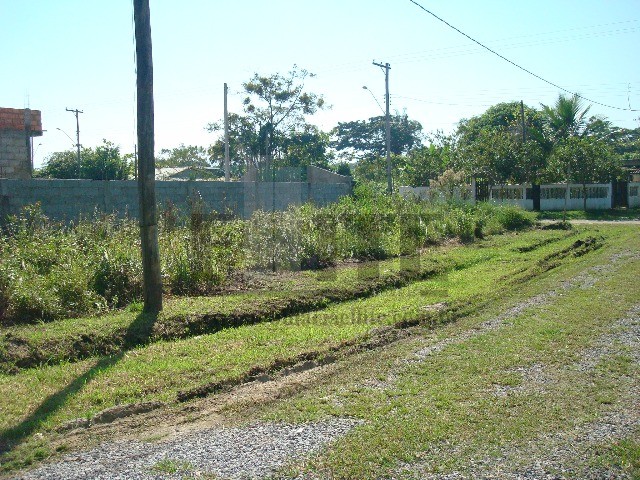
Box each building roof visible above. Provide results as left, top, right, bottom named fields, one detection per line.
left=155, top=166, right=224, bottom=181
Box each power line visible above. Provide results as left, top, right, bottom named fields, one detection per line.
left=407, top=0, right=638, bottom=112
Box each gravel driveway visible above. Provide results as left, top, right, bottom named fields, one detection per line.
left=12, top=419, right=360, bottom=480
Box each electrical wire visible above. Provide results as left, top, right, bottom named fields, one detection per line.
left=407, top=0, right=638, bottom=112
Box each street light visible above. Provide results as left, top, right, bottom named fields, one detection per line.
left=56, top=127, right=75, bottom=146
left=363, top=81, right=392, bottom=193
left=57, top=127, right=81, bottom=177
left=33, top=143, right=42, bottom=167
left=362, top=86, right=385, bottom=115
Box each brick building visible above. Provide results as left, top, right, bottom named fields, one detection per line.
left=0, top=107, right=43, bottom=179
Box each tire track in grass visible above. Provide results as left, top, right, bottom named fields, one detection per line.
left=403, top=303, right=640, bottom=480
left=361, top=250, right=636, bottom=392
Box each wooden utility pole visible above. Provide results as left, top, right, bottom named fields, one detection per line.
left=224, top=83, right=230, bottom=181
left=133, top=0, right=163, bottom=313
left=373, top=61, right=392, bottom=193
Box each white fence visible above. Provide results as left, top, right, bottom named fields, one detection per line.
left=401, top=181, right=640, bottom=211
left=630, top=182, right=640, bottom=208
left=489, top=183, right=613, bottom=210
left=488, top=185, right=533, bottom=210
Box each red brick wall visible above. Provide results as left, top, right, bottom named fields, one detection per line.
left=0, top=108, right=42, bottom=133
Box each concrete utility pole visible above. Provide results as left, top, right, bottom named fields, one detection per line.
left=65, top=107, right=83, bottom=177
left=373, top=61, right=392, bottom=193
left=521, top=100, right=540, bottom=211
left=520, top=100, right=526, bottom=143
left=224, top=83, right=230, bottom=181
left=134, top=0, right=163, bottom=313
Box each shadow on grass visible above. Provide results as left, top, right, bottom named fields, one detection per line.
left=0, top=311, right=158, bottom=455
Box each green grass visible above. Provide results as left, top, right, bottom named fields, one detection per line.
left=537, top=207, right=640, bottom=221
left=150, top=458, right=194, bottom=474
left=257, top=226, right=640, bottom=479
left=0, top=227, right=613, bottom=470
left=604, top=438, right=640, bottom=479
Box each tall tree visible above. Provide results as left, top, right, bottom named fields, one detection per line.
left=455, top=102, right=549, bottom=186
left=207, top=66, right=326, bottom=174
left=548, top=136, right=618, bottom=210
left=540, top=93, right=591, bottom=142
left=331, top=113, right=423, bottom=160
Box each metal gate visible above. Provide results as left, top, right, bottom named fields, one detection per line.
left=611, top=180, right=628, bottom=208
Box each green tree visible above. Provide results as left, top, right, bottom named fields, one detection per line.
left=460, top=128, right=521, bottom=185
left=38, top=140, right=131, bottom=180
left=331, top=113, right=423, bottom=160
left=455, top=102, right=549, bottom=186
left=352, top=154, right=406, bottom=184
left=278, top=125, right=333, bottom=169
left=156, top=144, right=210, bottom=168
left=208, top=113, right=262, bottom=177
left=333, top=161, right=352, bottom=177
left=540, top=93, right=591, bottom=142
left=400, top=143, right=449, bottom=186
left=207, top=66, right=326, bottom=175
left=548, top=136, right=619, bottom=210
left=605, top=126, right=640, bottom=163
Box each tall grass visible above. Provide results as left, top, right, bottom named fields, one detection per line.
left=0, top=194, right=535, bottom=325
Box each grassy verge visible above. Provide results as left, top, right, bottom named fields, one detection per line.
left=258, top=226, right=640, bottom=479
left=0, top=228, right=578, bottom=374
left=537, top=207, right=640, bottom=221
left=0, top=226, right=611, bottom=470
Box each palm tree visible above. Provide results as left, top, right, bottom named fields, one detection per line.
left=541, top=93, right=591, bottom=142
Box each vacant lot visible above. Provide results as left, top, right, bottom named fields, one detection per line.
left=1, top=223, right=638, bottom=479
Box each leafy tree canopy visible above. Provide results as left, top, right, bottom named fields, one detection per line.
left=548, top=136, right=620, bottom=184
left=331, top=113, right=423, bottom=160
left=540, top=93, right=592, bottom=142
left=156, top=144, right=210, bottom=168
left=455, top=102, right=548, bottom=184
left=207, top=66, right=327, bottom=175
left=37, top=140, right=131, bottom=180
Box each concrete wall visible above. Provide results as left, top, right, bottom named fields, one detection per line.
left=629, top=182, right=640, bottom=208
left=307, top=165, right=351, bottom=184
left=0, top=179, right=352, bottom=221
left=399, top=185, right=473, bottom=203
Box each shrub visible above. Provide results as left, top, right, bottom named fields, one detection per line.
left=481, top=204, right=536, bottom=234
left=0, top=198, right=536, bottom=323
left=92, top=250, right=142, bottom=307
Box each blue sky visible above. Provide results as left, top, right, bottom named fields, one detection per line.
left=2, top=0, right=639, bottom=167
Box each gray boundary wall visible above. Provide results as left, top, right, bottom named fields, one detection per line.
left=0, top=179, right=352, bottom=221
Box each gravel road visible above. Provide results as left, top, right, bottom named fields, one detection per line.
left=12, top=419, right=360, bottom=480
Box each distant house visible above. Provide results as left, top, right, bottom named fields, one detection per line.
left=0, top=107, right=43, bottom=179
left=622, top=159, right=640, bottom=182
left=155, top=166, right=224, bottom=181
